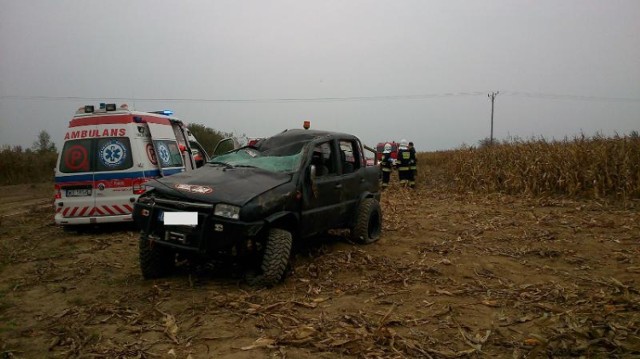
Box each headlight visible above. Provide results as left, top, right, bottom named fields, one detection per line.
left=214, top=203, right=240, bottom=220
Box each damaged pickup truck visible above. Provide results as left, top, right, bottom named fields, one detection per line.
left=133, top=129, right=382, bottom=285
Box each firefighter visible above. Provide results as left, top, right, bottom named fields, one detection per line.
left=397, top=139, right=415, bottom=187
left=379, top=143, right=394, bottom=188
left=408, top=141, right=417, bottom=181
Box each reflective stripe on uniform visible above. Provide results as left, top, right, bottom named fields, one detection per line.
left=398, top=167, right=409, bottom=171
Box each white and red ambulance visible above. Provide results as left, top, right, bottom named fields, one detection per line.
left=54, top=103, right=209, bottom=227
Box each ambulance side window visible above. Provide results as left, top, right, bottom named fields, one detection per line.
left=95, top=137, right=133, bottom=172
left=153, top=140, right=183, bottom=168
left=60, top=139, right=92, bottom=173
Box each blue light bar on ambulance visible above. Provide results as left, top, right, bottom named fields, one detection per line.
left=149, top=110, right=174, bottom=116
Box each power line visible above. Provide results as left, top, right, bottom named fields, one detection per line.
left=1, top=91, right=638, bottom=104
left=0, top=92, right=486, bottom=104
left=502, top=91, right=640, bottom=103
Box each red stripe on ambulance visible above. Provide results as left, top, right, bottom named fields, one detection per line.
left=69, top=115, right=171, bottom=128
left=60, top=204, right=133, bottom=218
left=112, top=205, right=126, bottom=214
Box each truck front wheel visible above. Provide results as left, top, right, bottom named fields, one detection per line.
left=139, top=236, right=175, bottom=279
left=250, top=228, right=293, bottom=287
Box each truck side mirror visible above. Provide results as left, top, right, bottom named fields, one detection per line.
left=309, top=164, right=317, bottom=182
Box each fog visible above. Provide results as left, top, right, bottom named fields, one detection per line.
left=1, top=0, right=638, bottom=151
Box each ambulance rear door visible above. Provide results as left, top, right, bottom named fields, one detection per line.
left=57, top=125, right=97, bottom=222
left=145, top=120, right=187, bottom=177
left=92, top=123, right=137, bottom=221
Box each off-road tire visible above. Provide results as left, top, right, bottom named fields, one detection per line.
left=139, top=236, right=175, bottom=279
left=249, top=228, right=293, bottom=287
left=351, top=198, right=382, bottom=244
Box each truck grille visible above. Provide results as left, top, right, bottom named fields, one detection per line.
left=145, top=197, right=213, bottom=250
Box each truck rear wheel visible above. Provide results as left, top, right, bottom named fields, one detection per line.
left=249, top=228, right=292, bottom=287
left=351, top=198, right=382, bottom=244
left=139, top=236, right=175, bottom=279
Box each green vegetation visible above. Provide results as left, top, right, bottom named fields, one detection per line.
left=0, top=130, right=58, bottom=185
left=187, top=123, right=235, bottom=155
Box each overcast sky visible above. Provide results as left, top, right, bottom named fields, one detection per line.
left=1, top=0, right=639, bottom=152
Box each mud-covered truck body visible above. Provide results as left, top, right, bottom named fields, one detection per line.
left=133, top=128, right=382, bottom=285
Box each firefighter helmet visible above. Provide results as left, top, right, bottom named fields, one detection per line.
left=383, top=143, right=392, bottom=153
left=400, top=139, right=408, bottom=147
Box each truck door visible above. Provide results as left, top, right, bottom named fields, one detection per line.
left=212, top=137, right=240, bottom=156
left=300, top=140, right=343, bottom=236
left=337, top=139, right=364, bottom=225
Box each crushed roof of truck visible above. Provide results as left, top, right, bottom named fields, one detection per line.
left=257, top=129, right=355, bottom=149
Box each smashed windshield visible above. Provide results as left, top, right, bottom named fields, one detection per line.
left=210, top=141, right=305, bottom=173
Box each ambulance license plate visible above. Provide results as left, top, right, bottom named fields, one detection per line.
left=66, top=189, right=92, bottom=197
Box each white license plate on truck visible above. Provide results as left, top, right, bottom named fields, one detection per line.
left=160, top=211, right=198, bottom=226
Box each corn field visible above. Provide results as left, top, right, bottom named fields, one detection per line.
left=418, top=133, right=640, bottom=201
left=0, top=146, right=57, bottom=185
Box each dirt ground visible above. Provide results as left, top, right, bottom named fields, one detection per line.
left=0, top=176, right=639, bottom=358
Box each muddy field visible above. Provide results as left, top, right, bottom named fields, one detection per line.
left=1, top=178, right=639, bottom=358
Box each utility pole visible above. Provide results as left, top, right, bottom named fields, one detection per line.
left=488, top=91, right=499, bottom=145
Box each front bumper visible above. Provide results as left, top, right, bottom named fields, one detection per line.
left=133, top=198, right=265, bottom=253
left=55, top=213, right=133, bottom=225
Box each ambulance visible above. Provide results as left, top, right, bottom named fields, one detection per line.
left=54, top=103, right=209, bottom=227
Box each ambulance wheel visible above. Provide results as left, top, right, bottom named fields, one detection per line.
left=248, top=228, right=292, bottom=287
left=351, top=198, right=382, bottom=244
left=139, top=236, right=175, bottom=279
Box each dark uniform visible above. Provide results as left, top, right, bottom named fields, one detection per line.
left=397, top=141, right=416, bottom=187
left=408, top=142, right=417, bottom=184
left=380, top=146, right=393, bottom=187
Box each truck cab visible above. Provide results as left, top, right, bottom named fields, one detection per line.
left=133, top=128, right=382, bottom=286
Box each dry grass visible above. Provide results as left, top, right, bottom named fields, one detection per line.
left=418, top=133, right=640, bottom=202
left=1, top=186, right=639, bottom=358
